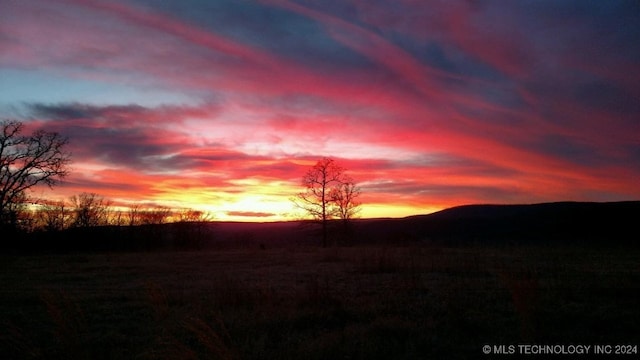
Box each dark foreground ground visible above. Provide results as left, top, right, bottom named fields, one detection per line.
left=1, top=244, right=639, bottom=359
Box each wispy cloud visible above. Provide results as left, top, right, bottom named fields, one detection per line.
left=1, top=0, right=638, bottom=220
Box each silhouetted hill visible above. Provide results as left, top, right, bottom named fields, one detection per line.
left=352, top=201, right=639, bottom=246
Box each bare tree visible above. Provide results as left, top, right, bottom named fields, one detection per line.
left=0, top=120, right=70, bottom=230
left=330, top=179, right=361, bottom=224
left=139, top=205, right=172, bottom=225
left=128, top=203, right=143, bottom=226
left=293, top=158, right=360, bottom=247
left=70, top=193, right=111, bottom=227
left=35, top=200, right=72, bottom=232
left=110, top=209, right=126, bottom=227
left=6, top=191, right=34, bottom=232
left=176, top=208, right=212, bottom=223
left=125, top=204, right=173, bottom=226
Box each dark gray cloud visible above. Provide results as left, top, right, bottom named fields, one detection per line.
left=27, top=102, right=195, bottom=171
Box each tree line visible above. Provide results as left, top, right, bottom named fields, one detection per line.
left=1, top=119, right=362, bottom=247
left=15, top=192, right=212, bottom=233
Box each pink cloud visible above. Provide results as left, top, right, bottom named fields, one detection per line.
left=3, top=0, right=638, bottom=219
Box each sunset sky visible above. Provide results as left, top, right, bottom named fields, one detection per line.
left=1, top=0, right=639, bottom=221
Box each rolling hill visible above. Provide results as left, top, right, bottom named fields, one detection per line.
left=350, top=201, right=639, bottom=245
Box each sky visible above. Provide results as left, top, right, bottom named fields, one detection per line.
left=1, top=0, right=639, bottom=221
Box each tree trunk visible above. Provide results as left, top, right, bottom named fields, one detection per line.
left=322, top=219, right=327, bottom=248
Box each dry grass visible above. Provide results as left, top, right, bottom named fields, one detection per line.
left=1, top=245, right=639, bottom=359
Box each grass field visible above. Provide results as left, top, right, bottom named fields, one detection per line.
left=1, top=244, right=639, bottom=359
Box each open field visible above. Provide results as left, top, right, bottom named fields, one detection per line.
left=1, top=244, right=639, bottom=359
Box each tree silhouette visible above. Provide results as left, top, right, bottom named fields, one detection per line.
left=35, top=200, right=72, bottom=232
left=293, top=158, right=361, bottom=247
left=330, top=179, right=361, bottom=228
left=70, top=193, right=111, bottom=228
left=0, top=120, right=70, bottom=231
